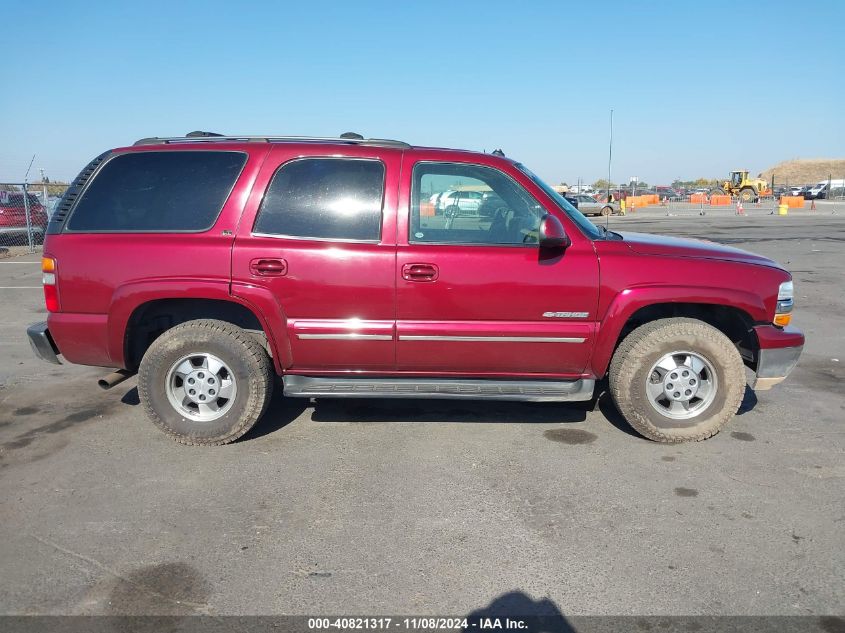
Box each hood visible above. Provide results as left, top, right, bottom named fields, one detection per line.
left=617, top=231, right=781, bottom=268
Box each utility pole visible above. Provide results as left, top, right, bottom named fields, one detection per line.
left=40, top=168, right=48, bottom=208
left=607, top=109, right=613, bottom=205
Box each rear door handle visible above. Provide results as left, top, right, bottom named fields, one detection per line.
left=402, top=263, right=439, bottom=282
left=250, top=258, right=288, bottom=276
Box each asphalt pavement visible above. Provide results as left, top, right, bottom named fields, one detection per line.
left=0, top=214, right=843, bottom=617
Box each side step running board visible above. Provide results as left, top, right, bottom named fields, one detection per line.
left=283, top=375, right=596, bottom=402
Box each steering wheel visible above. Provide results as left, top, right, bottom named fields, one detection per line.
left=487, top=206, right=510, bottom=240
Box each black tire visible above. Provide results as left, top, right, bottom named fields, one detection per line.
left=739, top=188, right=756, bottom=203
left=138, top=319, right=274, bottom=446
left=601, top=206, right=613, bottom=216
left=608, top=317, right=745, bottom=443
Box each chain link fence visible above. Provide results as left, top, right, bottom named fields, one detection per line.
left=591, top=189, right=845, bottom=217
left=0, top=183, right=68, bottom=257
left=655, top=197, right=779, bottom=217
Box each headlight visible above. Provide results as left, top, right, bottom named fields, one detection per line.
left=774, top=280, right=793, bottom=326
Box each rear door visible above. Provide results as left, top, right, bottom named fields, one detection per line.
left=395, top=156, right=600, bottom=377
left=231, top=145, right=400, bottom=371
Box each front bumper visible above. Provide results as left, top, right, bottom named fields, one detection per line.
left=751, top=325, right=804, bottom=390
left=26, top=322, right=61, bottom=365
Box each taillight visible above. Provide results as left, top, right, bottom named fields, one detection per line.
left=42, top=256, right=59, bottom=312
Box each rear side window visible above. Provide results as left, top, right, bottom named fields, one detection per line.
left=67, top=151, right=246, bottom=232
left=254, top=158, right=384, bottom=241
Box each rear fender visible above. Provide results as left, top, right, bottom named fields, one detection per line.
left=591, top=285, right=766, bottom=377
left=108, top=279, right=290, bottom=372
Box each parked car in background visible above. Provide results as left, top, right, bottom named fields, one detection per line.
left=432, top=190, right=484, bottom=215
left=806, top=180, right=845, bottom=200
left=655, top=187, right=682, bottom=200
left=632, top=189, right=657, bottom=197
left=0, top=191, right=49, bottom=244
left=572, top=194, right=620, bottom=216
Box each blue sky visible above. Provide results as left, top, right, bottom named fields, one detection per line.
left=1, top=0, right=843, bottom=185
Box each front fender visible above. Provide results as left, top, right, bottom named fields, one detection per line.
left=590, top=285, right=766, bottom=378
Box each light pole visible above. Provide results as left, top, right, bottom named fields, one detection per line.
left=607, top=109, right=613, bottom=205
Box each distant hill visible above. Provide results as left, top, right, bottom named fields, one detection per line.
left=759, top=159, right=845, bottom=185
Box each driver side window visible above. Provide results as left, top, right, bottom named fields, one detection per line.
left=411, top=162, right=543, bottom=245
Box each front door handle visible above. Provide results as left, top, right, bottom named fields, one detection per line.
left=402, top=263, right=439, bottom=282
left=250, top=258, right=288, bottom=276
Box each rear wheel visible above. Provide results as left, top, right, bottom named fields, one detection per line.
left=608, top=318, right=745, bottom=442
left=138, top=319, right=274, bottom=445
left=601, top=206, right=613, bottom=216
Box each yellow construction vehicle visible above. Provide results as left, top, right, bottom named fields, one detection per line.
left=712, top=170, right=771, bottom=202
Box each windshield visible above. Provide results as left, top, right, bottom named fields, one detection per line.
left=515, top=163, right=603, bottom=239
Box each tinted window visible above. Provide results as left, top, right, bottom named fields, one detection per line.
left=412, top=163, right=542, bottom=245
left=254, top=158, right=384, bottom=241
left=67, top=151, right=246, bottom=232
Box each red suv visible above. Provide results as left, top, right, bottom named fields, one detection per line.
left=26, top=133, right=803, bottom=445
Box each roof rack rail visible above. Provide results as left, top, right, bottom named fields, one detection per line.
left=133, top=135, right=411, bottom=149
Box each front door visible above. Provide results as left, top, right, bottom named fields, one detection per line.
left=396, top=158, right=599, bottom=377
left=232, top=146, right=401, bottom=371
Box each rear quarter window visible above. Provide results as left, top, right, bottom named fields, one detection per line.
left=253, top=158, right=385, bottom=241
left=66, top=151, right=246, bottom=232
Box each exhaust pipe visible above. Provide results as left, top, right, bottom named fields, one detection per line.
left=98, top=369, right=135, bottom=390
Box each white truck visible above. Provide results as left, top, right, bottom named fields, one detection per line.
left=807, top=179, right=845, bottom=200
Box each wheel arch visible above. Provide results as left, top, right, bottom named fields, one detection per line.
left=592, top=289, right=763, bottom=377
left=108, top=280, right=289, bottom=373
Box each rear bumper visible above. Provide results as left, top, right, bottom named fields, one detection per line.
left=751, top=325, right=804, bottom=390
left=26, top=321, right=61, bottom=365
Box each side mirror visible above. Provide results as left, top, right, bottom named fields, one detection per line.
left=539, top=214, right=570, bottom=249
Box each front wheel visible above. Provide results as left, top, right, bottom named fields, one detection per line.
left=608, top=318, right=745, bottom=442
left=601, top=206, right=613, bottom=216
left=739, top=188, right=756, bottom=203
left=138, top=319, right=274, bottom=445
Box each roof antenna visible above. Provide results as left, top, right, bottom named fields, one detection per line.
left=340, top=132, right=364, bottom=140
left=186, top=131, right=223, bottom=137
